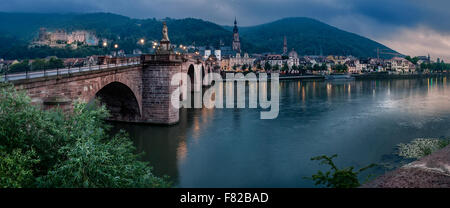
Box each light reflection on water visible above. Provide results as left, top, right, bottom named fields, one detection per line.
left=114, top=78, right=450, bottom=187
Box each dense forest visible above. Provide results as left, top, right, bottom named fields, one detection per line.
left=0, top=12, right=397, bottom=59
left=234, top=17, right=397, bottom=58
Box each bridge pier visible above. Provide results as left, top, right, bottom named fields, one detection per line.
left=141, top=53, right=183, bottom=125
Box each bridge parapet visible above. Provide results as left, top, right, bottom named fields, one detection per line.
left=141, top=54, right=184, bottom=64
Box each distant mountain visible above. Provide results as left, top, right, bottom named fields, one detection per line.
left=0, top=12, right=252, bottom=59
left=232, top=17, right=397, bottom=58
left=0, top=13, right=397, bottom=59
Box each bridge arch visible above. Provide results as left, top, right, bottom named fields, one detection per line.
left=95, top=81, right=141, bottom=122
left=188, top=64, right=195, bottom=86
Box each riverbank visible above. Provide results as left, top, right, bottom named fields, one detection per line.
left=362, top=145, right=450, bottom=188
left=221, top=72, right=449, bottom=81
left=352, top=73, right=450, bottom=80
left=279, top=75, right=324, bottom=80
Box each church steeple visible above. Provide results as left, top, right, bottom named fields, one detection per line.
left=283, top=35, right=288, bottom=54
left=232, top=17, right=241, bottom=53
left=233, top=17, right=238, bottom=33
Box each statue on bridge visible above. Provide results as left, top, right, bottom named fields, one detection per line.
left=161, top=22, right=170, bottom=42
left=158, top=22, right=172, bottom=53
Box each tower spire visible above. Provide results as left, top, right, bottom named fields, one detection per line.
left=232, top=17, right=241, bottom=53
left=283, top=35, right=288, bottom=54
left=233, top=17, right=238, bottom=33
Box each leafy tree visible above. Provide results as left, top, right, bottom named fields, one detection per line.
left=0, top=85, right=170, bottom=188
left=38, top=129, right=170, bottom=188
left=47, top=57, right=64, bottom=69
left=272, top=64, right=280, bottom=71
left=332, top=64, right=348, bottom=73
left=264, top=62, right=271, bottom=71
left=320, top=64, right=327, bottom=71
left=281, top=62, right=289, bottom=72
left=31, top=59, right=47, bottom=71
left=405, top=56, right=419, bottom=65
left=0, top=149, right=39, bottom=188
left=313, top=64, right=320, bottom=71
left=9, top=60, right=30, bottom=73
left=256, top=63, right=262, bottom=70
left=306, top=154, right=376, bottom=188
left=292, top=64, right=298, bottom=73
left=298, top=65, right=306, bottom=74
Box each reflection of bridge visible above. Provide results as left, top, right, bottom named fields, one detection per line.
left=5, top=54, right=218, bottom=125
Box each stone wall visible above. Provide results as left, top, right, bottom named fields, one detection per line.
left=12, top=66, right=143, bottom=120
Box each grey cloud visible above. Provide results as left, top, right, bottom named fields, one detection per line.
left=1, top=0, right=449, bottom=34
left=1, top=0, right=450, bottom=58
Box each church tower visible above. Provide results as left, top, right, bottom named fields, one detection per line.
left=232, top=18, right=241, bottom=53
left=283, top=36, right=288, bottom=54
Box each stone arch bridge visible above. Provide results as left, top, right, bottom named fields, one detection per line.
left=10, top=55, right=219, bottom=125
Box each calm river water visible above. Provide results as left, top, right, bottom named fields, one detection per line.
left=114, top=77, right=450, bottom=187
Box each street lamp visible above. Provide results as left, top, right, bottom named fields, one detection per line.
left=114, top=44, right=119, bottom=49
left=139, top=39, right=145, bottom=45
left=102, top=42, right=107, bottom=47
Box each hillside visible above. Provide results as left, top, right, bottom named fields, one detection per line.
left=0, top=12, right=263, bottom=59
left=0, top=13, right=397, bottom=59
left=234, top=17, right=397, bottom=58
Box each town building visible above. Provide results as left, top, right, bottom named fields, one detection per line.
left=31, top=28, right=99, bottom=48
left=257, top=38, right=300, bottom=70
left=221, top=53, right=255, bottom=71
left=387, top=57, right=416, bottom=73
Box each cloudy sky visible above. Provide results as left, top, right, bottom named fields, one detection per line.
left=2, top=0, right=450, bottom=60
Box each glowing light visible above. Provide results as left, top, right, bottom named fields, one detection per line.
left=114, top=44, right=119, bottom=49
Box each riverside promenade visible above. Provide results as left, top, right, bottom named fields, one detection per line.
left=362, top=145, right=450, bottom=188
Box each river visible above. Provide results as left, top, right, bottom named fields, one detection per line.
left=113, top=77, right=450, bottom=187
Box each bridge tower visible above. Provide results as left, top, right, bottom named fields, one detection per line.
left=140, top=22, right=183, bottom=125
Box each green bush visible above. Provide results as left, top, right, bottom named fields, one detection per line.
left=0, top=85, right=171, bottom=188
left=0, top=149, right=39, bottom=188
left=306, top=154, right=376, bottom=188
left=397, top=138, right=450, bottom=159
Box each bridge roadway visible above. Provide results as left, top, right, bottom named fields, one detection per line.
left=1, top=60, right=140, bottom=82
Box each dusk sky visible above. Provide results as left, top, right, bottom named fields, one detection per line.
left=1, top=0, right=450, bottom=60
